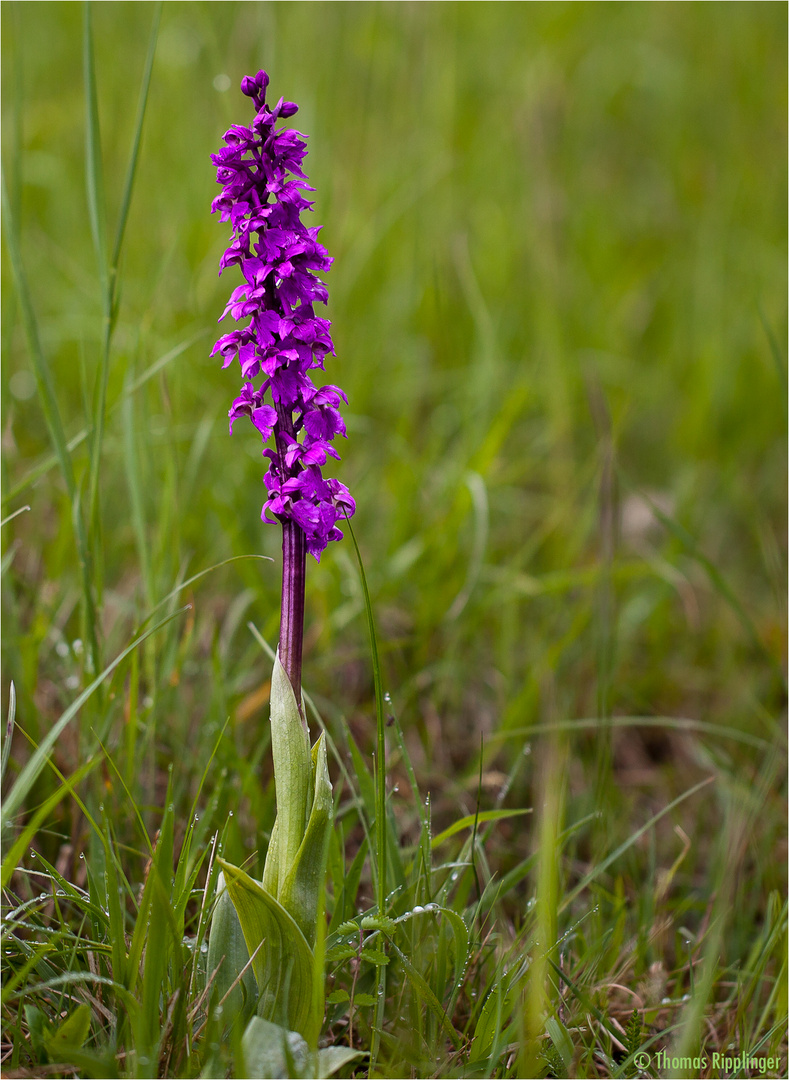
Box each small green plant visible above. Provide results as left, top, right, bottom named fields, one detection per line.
left=621, top=1008, right=645, bottom=1078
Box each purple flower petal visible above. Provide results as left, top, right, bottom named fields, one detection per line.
left=213, top=69, right=354, bottom=557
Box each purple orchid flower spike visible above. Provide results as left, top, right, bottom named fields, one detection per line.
left=212, top=70, right=354, bottom=702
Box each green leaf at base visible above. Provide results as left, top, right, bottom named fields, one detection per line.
left=218, top=858, right=318, bottom=1043
left=206, top=870, right=257, bottom=1025
left=279, top=732, right=333, bottom=947
left=268, top=652, right=311, bottom=890
left=241, top=1016, right=308, bottom=1079
left=242, top=1017, right=365, bottom=1080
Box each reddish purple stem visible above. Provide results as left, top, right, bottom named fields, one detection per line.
left=279, top=517, right=306, bottom=722
left=273, top=393, right=307, bottom=722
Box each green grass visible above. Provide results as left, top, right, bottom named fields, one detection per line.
left=1, top=2, right=786, bottom=1077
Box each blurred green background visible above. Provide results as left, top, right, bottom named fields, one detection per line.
left=2, top=0, right=786, bottom=913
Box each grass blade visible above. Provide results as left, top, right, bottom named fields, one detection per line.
left=446, top=471, right=489, bottom=620
left=0, top=506, right=30, bottom=528
left=344, top=518, right=388, bottom=1072
left=1, top=169, right=101, bottom=680
left=84, top=0, right=111, bottom=551
left=83, top=2, right=108, bottom=298
left=1, top=175, right=77, bottom=504
left=2, top=681, right=16, bottom=783
left=1, top=756, right=101, bottom=890
left=139, top=554, right=272, bottom=630
left=84, top=3, right=159, bottom=565
left=491, top=715, right=776, bottom=751
left=559, top=775, right=715, bottom=912
left=345, top=519, right=387, bottom=911
left=110, top=3, right=160, bottom=271
left=3, top=329, right=209, bottom=504
left=1, top=606, right=189, bottom=825
left=122, top=368, right=153, bottom=607
left=431, top=808, right=532, bottom=849
left=637, top=486, right=784, bottom=684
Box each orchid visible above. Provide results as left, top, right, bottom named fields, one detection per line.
left=207, top=72, right=353, bottom=1064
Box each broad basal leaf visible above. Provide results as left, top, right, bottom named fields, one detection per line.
left=218, top=858, right=318, bottom=1043
left=278, top=732, right=332, bottom=947
left=241, top=1016, right=308, bottom=1079
left=206, top=870, right=257, bottom=1025
left=268, top=651, right=312, bottom=890
left=241, top=1018, right=365, bottom=1080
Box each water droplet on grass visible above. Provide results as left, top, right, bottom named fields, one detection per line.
left=10, top=370, right=36, bottom=401
left=55, top=641, right=69, bottom=658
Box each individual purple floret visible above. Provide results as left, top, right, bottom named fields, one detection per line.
left=211, top=69, right=354, bottom=563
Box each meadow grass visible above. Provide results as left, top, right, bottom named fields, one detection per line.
left=1, top=3, right=786, bottom=1077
